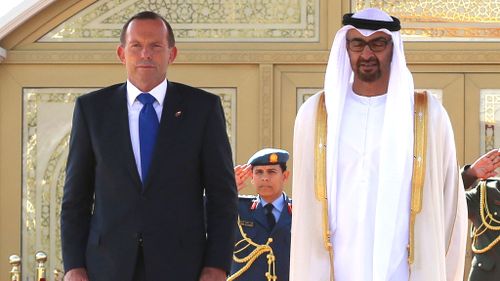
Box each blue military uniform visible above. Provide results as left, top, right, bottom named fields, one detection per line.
left=229, top=148, right=291, bottom=281
left=230, top=194, right=292, bottom=281
left=466, top=179, right=500, bottom=281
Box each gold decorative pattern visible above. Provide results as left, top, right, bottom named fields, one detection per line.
left=22, top=89, right=89, bottom=281
left=22, top=87, right=235, bottom=280
left=40, top=0, right=319, bottom=42
left=480, top=90, right=500, bottom=153
left=6, top=50, right=500, bottom=65
left=352, top=0, right=500, bottom=41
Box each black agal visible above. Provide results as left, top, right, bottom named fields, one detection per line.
left=342, top=13, right=401, bottom=31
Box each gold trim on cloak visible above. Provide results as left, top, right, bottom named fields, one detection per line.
left=314, top=91, right=334, bottom=281
left=408, top=91, right=428, bottom=265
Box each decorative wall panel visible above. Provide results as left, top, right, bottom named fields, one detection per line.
left=297, top=88, right=321, bottom=111
left=22, top=88, right=92, bottom=280
left=202, top=87, right=237, bottom=160
left=21, top=87, right=235, bottom=279
left=480, top=89, right=500, bottom=154
left=352, top=0, right=500, bottom=41
left=40, top=0, right=319, bottom=42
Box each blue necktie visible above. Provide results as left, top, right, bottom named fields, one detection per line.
left=137, top=93, right=159, bottom=183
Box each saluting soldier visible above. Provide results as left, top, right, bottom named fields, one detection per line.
left=461, top=149, right=500, bottom=281
left=229, top=148, right=292, bottom=281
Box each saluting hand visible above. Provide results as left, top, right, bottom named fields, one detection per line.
left=469, top=148, right=500, bottom=179
left=234, top=164, right=252, bottom=191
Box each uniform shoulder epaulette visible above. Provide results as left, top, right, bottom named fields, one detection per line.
left=485, top=178, right=500, bottom=189
left=238, top=194, right=258, bottom=200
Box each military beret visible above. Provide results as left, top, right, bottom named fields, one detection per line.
left=247, top=148, right=289, bottom=166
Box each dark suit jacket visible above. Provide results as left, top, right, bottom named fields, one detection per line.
left=230, top=194, right=292, bottom=281
left=61, top=81, right=238, bottom=281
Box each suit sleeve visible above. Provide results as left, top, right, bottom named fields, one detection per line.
left=200, top=96, right=238, bottom=272
left=60, top=98, right=96, bottom=272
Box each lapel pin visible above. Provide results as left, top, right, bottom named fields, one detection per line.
left=287, top=202, right=292, bottom=214
left=175, top=111, right=182, bottom=118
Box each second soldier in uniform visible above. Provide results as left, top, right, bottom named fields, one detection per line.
left=461, top=149, right=500, bottom=281
left=229, top=148, right=292, bottom=281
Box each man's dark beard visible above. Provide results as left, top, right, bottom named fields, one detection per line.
left=356, top=57, right=381, bottom=82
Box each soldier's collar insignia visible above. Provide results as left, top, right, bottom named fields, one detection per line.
left=250, top=199, right=259, bottom=211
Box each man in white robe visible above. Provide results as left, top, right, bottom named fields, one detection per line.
left=290, top=8, right=467, bottom=281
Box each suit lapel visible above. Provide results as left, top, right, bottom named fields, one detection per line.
left=143, top=81, right=184, bottom=190
left=112, top=84, right=142, bottom=189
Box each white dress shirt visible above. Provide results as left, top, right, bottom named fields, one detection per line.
left=126, top=79, right=168, bottom=181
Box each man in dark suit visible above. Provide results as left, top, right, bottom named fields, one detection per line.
left=229, top=148, right=292, bottom=281
left=60, top=11, right=238, bottom=281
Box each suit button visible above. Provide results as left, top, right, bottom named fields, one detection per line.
left=478, top=263, right=482, bottom=267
